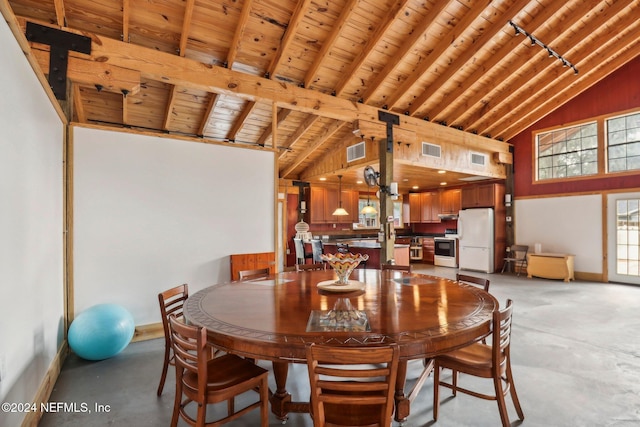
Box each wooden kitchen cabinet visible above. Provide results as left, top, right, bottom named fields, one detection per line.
left=440, top=188, right=461, bottom=215
left=408, top=192, right=441, bottom=223
left=421, top=192, right=440, bottom=222
left=310, top=186, right=358, bottom=223
left=423, top=237, right=435, bottom=263
left=409, top=193, right=422, bottom=223
left=461, top=182, right=504, bottom=208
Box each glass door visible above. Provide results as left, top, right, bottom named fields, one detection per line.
left=607, top=193, right=640, bottom=285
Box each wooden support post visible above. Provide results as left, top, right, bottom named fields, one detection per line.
left=378, top=111, right=399, bottom=264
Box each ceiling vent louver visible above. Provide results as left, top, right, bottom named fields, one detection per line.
left=471, top=152, right=487, bottom=166
left=347, top=141, right=366, bottom=162
left=422, top=142, right=442, bottom=158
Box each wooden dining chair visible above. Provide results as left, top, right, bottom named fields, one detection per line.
left=433, top=299, right=524, bottom=427
left=306, top=343, right=400, bottom=427
left=157, top=283, right=189, bottom=396
left=456, top=273, right=490, bottom=292
left=168, top=315, right=269, bottom=427
left=380, top=263, right=411, bottom=272
left=296, top=263, right=326, bottom=271
left=238, top=268, right=270, bottom=280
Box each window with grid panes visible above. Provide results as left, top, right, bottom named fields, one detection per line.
left=607, top=112, right=640, bottom=172
left=536, top=122, right=598, bottom=181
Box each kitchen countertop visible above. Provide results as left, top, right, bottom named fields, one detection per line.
left=323, top=240, right=410, bottom=249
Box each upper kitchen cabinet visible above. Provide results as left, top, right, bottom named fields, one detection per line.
left=310, top=186, right=358, bottom=224
left=408, top=192, right=441, bottom=223
left=461, top=182, right=505, bottom=209
left=440, top=189, right=462, bottom=215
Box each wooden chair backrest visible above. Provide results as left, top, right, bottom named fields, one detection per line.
left=380, top=264, right=411, bottom=272
left=158, top=284, right=189, bottom=346
left=296, top=263, right=326, bottom=271
left=306, top=343, right=399, bottom=427
left=239, top=268, right=270, bottom=280
left=456, top=273, right=490, bottom=292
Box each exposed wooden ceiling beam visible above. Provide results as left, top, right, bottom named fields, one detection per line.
left=331, top=0, right=412, bottom=94
left=500, top=18, right=640, bottom=140
left=281, top=120, right=347, bottom=177
left=122, top=0, right=130, bottom=43
left=472, top=0, right=638, bottom=137
left=30, top=46, right=140, bottom=94
left=268, top=0, right=312, bottom=79
left=198, top=92, right=219, bottom=136
left=358, top=0, right=453, bottom=104
left=383, top=0, right=488, bottom=110
left=407, top=0, right=532, bottom=117
left=53, top=0, right=65, bottom=27
left=257, top=107, right=291, bottom=146
left=304, top=0, right=358, bottom=89
left=278, top=0, right=415, bottom=172
left=227, top=100, right=256, bottom=141
left=163, top=86, right=178, bottom=130
left=226, top=0, right=252, bottom=68
left=428, top=0, right=578, bottom=125
left=178, top=0, right=195, bottom=56
left=23, top=18, right=510, bottom=154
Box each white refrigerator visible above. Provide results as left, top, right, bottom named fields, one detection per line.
left=458, top=208, right=494, bottom=273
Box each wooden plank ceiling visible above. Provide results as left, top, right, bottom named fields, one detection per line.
left=4, top=0, right=640, bottom=191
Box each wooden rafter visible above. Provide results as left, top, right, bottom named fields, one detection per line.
left=471, top=0, right=637, bottom=137
left=279, top=0, right=412, bottom=170
left=53, top=0, right=65, bottom=27
left=499, top=12, right=640, bottom=140
left=122, top=0, right=129, bottom=42
left=198, top=92, right=219, bottom=137
left=281, top=120, right=347, bottom=177
left=407, top=0, right=532, bottom=117
left=303, top=0, right=359, bottom=89
left=358, top=0, right=453, bottom=104
left=257, top=107, right=291, bottom=146
left=427, top=0, right=575, bottom=124
left=267, top=0, right=313, bottom=79
left=227, top=100, right=256, bottom=141
left=163, top=0, right=195, bottom=132
left=385, top=2, right=489, bottom=111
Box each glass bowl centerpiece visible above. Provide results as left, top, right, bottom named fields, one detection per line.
left=321, top=252, right=369, bottom=285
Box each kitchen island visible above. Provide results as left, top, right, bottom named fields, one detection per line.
left=323, top=239, right=410, bottom=267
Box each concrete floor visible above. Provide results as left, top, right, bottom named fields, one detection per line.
left=39, top=265, right=640, bottom=427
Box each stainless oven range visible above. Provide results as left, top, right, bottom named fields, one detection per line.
left=434, top=230, right=458, bottom=267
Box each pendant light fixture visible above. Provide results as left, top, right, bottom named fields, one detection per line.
left=332, top=175, right=349, bottom=216
left=360, top=191, right=377, bottom=215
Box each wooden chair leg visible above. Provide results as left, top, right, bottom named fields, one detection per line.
left=157, top=346, right=171, bottom=396
left=493, top=375, right=510, bottom=427
left=260, top=376, right=269, bottom=427
left=170, top=380, right=182, bottom=427
left=433, top=365, right=440, bottom=421
left=507, top=364, right=525, bottom=420
left=452, top=369, right=458, bottom=396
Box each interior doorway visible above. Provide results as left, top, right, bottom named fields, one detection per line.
left=607, top=192, right=640, bottom=285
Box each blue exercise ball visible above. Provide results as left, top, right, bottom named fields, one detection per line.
left=68, top=304, right=135, bottom=361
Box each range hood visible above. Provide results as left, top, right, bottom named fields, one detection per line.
left=437, top=213, right=459, bottom=220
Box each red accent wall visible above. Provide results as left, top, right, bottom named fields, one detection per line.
left=511, top=55, right=640, bottom=197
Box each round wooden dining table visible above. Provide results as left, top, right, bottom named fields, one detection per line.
left=184, top=268, right=497, bottom=422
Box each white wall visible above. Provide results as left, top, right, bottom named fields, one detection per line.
left=73, top=127, right=275, bottom=325
left=0, top=15, right=64, bottom=423
left=514, top=194, right=603, bottom=274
